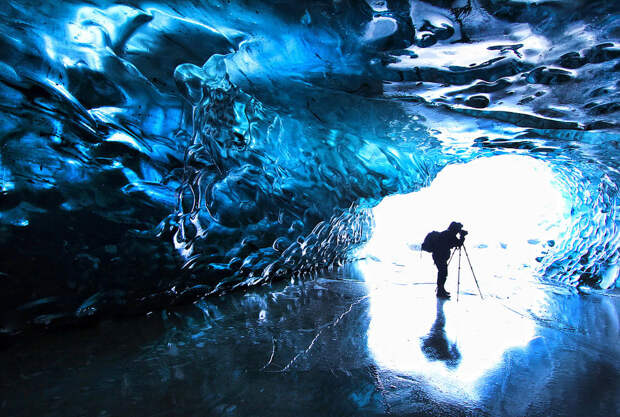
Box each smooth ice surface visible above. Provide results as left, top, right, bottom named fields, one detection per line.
left=0, top=2, right=617, bottom=414
left=1, top=267, right=618, bottom=416
left=0, top=0, right=619, bottom=331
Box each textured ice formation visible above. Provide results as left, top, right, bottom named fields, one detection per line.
left=0, top=0, right=618, bottom=331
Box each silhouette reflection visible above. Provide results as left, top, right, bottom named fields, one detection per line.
left=362, top=259, right=538, bottom=397
left=420, top=298, right=461, bottom=368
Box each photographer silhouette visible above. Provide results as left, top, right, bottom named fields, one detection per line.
left=423, top=221, right=467, bottom=298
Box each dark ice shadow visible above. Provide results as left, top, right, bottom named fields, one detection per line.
left=420, top=298, right=461, bottom=369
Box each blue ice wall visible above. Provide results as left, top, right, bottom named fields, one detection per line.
left=0, top=0, right=618, bottom=331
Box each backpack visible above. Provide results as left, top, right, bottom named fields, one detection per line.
left=421, top=231, right=440, bottom=253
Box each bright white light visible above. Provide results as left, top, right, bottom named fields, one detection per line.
left=106, top=132, right=142, bottom=150
left=359, top=155, right=569, bottom=398
left=363, top=272, right=538, bottom=399
left=68, top=23, right=106, bottom=47
left=361, top=154, right=571, bottom=284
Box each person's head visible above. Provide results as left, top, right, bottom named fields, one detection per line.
left=448, top=221, right=463, bottom=233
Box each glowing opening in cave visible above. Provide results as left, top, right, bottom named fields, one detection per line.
left=359, top=154, right=573, bottom=397
left=362, top=154, right=572, bottom=283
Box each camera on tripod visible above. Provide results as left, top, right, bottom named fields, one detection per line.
left=447, top=237, right=484, bottom=301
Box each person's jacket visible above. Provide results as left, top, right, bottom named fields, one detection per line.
left=433, top=230, right=464, bottom=261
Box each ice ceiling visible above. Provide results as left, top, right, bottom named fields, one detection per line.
left=0, top=0, right=618, bottom=330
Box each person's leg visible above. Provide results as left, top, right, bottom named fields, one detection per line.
left=437, top=261, right=448, bottom=294
left=433, top=255, right=450, bottom=297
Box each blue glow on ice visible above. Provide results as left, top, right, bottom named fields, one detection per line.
left=0, top=0, right=618, bottom=327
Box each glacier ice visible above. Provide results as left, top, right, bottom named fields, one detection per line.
left=0, top=0, right=618, bottom=331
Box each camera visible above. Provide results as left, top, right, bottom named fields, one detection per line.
left=460, top=230, right=468, bottom=236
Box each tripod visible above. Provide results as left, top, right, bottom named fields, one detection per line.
left=447, top=244, right=484, bottom=301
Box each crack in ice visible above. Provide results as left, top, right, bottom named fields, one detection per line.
left=276, top=295, right=370, bottom=373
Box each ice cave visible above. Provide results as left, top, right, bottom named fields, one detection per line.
left=0, top=0, right=618, bottom=416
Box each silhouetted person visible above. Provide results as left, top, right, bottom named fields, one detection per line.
left=425, top=221, right=467, bottom=298
left=421, top=297, right=461, bottom=368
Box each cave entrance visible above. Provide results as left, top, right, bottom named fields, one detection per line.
left=360, top=154, right=571, bottom=288
left=359, top=154, right=572, bottom=395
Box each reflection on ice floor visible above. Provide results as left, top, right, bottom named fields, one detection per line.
left=366, top=275, right=536, bottom=399
left=1, top=264, right=618, bottom=416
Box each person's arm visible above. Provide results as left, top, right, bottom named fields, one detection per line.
left=450, top=233, right=464, bottom=248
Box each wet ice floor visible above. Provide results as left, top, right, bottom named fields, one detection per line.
left=1, top=263, right=618, bottom=417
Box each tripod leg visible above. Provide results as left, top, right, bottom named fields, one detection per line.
left=462, top=245, right=484, bottom=300
left=457, top=247, right=462, bottom=302
left=447, top=246, right=458, bottom=267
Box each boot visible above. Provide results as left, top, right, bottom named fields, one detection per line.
left=436, top=287, right=451, bottom=298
